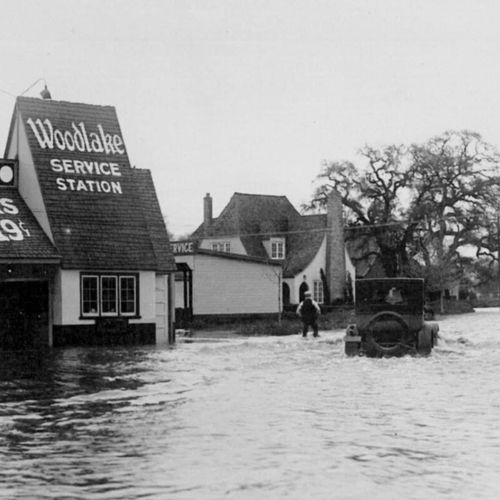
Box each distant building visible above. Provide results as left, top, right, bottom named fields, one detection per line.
left=171, top=240, right=282, bottom=323
left=181, top=192, right=358, bottom=312
left=0, top=97, right=176, bottom=348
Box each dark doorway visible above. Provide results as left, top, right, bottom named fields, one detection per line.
left=282, top=283, right=290, bottom=305
left=299, top=282, right=309, bottom=302
left=174, top=263, right=193, bottom=328
left=0, top=281, right=49, bottom=349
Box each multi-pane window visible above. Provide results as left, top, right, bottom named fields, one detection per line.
left=120, top=276, right=137, bottom=315
left=271, top=239, right=285, bottom=259
left=313, top=280, right=324, bottom=304
left=82, top=276, right=99, bottom=315
left=212, top=241, right=230, bottom=252
left=81, top=273, right=138, bottom=317
left=101, top=276, right=118, bottom=315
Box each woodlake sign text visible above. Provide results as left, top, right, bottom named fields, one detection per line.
left=26, top=117, right=125, bottom=194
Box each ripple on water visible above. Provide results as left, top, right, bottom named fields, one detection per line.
left=1, top=311, right=500, bottom=499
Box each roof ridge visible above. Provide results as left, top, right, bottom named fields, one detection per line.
left=233, top=192, right=288, bottom=199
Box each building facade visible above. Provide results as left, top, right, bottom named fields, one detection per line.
left=190, top=191, right=357, bottom=308
left=172, top=241, right=282, bottom=321
left=0, top=96, right=176, bottom=348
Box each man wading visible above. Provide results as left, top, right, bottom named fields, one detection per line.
left=296, top=290, right=321, bottom=337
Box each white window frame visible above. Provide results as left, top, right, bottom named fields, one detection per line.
left=212, top=241, right=230, bottom=252
left=101, top=275, right=118, bottom=316
left=271, top=238, right=285, bottom=259
left=81, top=275, right=99, bottom=316
left=119, top=275, right=137, bottom=316
left=81, top=273, right=139, bottom=318
left=313, top=280, right=324, bottom=304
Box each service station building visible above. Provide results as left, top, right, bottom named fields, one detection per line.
left=0, top=97, right=176, bottom=348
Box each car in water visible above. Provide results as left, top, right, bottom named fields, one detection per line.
left=344, top=278, right=439, bottom=357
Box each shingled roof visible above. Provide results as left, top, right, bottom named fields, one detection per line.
left=192, top=192, right=327, bottom=278
left=0, top=188, right=60, bottom=261
left=10, top=97, right=176, bottom=272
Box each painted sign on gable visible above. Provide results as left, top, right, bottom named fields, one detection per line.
left=25, top=115, right=126, bottom=195
left=0, top=197, right=30, bottom=242
left=14, top=97, right=162, bottom=269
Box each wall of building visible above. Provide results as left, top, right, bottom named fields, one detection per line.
left=53, top=269, right=158, bottom=326
left=175, top=253, right=281, bottom=316
left=6, top=115, right=54, bottom=242
left=287, top=238, right=356, bottom=305
left=291, top=236, right=327, bottom=304
left=154, top=273, right=172, bottom=344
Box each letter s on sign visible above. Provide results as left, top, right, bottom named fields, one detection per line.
left=0, top=198, right=19, bottom=215
left=50, top=158, right=63, bottom=172
left=56, top=178, right=67, bottom=191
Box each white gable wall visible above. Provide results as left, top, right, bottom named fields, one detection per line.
left=289, top=236, right=327, bottom=304
left=287, top=236, right=356, bottom=304
left=6, top=114, right=54, bottom=243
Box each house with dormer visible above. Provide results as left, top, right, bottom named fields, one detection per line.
left=172, top=192, right=357, bottom=319
left=0, top=96, right=176, bottom=348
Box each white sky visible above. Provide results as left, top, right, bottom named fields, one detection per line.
left=1, top=0, right=500, bottom=237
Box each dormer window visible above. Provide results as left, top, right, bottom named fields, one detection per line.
left=271, top=238, right=285, bottom=259
left=212, top=241, right=231, bottom=253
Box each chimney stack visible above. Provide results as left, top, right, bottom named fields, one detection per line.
left=203, top=193, right=213, bottom=234
left=326, top=190, right=345, bottom=303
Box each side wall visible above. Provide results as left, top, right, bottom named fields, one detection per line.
left=6, top=114, right=54, bottom=242
left=52, top=269, right=162, bottom=346
left=288, top=239, right=356, bottom=305
left=176, top=254, right=281, bottom=316
left=290, top=236, right=327, bottom=304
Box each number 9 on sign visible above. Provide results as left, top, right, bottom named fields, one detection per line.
left=0, top=219, right=24, bottom=241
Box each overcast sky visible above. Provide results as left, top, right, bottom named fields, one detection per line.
left=1, top=0, right=500, bottom=236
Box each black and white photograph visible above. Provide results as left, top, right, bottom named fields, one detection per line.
left=1, top=1, right=500, bottom=498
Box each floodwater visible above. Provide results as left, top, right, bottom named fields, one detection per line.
left=1, top=310, right=500, bottom=499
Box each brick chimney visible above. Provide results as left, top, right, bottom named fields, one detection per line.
left=326, top=190, right=345, bottom=303
left=203, top=193, right=212, bottom=235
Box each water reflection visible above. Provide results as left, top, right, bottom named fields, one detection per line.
left=0, top=312, right=500, bottom=499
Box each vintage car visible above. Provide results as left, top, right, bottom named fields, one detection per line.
left=344, top=278, right=439, bottom=357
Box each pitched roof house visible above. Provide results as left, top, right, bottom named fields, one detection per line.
left=0, top=96, right=176, bottom=348
left=191, top=192, right=357, bottom=306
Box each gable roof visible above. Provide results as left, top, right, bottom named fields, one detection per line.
left=0, top=188, right=60, bottom=261
left=11, top=97, right=175, bottom=271
left=193, top=192, right=301, bottom=238
left=191, top=192, right=387, bottom=279
left=192, top=192, right=326, bottom=277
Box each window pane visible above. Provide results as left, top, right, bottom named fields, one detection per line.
left=313, top=280, right=324, bottom=304
left=82, top=276, right=98, bottom=314
left=101, top=276, right=117, bottom=314
left=120, top=276, right=136, bottom=315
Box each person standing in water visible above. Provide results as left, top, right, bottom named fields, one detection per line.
left=296, top=290, right=321, bottom=337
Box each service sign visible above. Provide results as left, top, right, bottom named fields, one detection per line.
left=170, top=240, right=197, bottom=255
left=25, top=114, right=127, bottom=195
left=17, top=98, right=157, bottom=268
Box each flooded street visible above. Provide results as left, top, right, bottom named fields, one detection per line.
left=1, top=309, right=500, bottom=499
